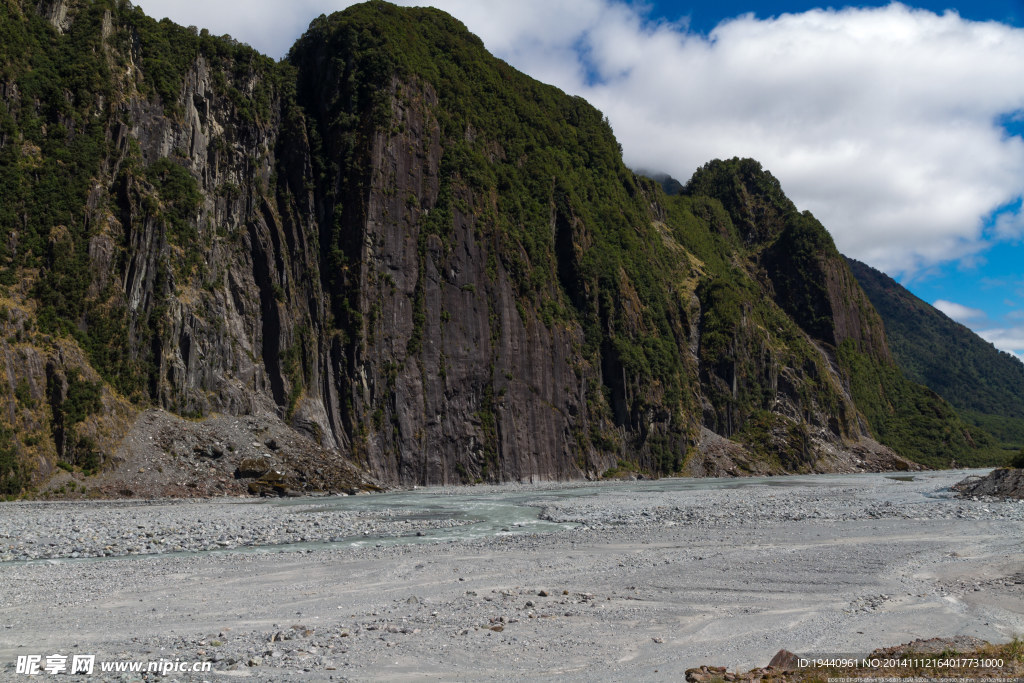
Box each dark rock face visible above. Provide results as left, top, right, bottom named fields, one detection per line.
left=300, top=77, right=598, bottom=484
left=0, top=0, right=979, bottom=495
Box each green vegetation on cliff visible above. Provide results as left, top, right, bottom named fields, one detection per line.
left=837, top=340, right=997, bottom=468
left=0, top=0, right=286, bottom=396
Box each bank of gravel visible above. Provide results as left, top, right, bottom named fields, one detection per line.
left=2, top=470, right=1023, bottom=681
left=536, top=479, right=1024, bottom=529
left=5, top=471, right=1024, bottom=564
left=0, top=498, right=473, bottom=562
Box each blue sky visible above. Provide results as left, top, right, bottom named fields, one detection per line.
left=649, top=0, right=1023, bottom=33
left=136, top=0, right=1024, bottom=359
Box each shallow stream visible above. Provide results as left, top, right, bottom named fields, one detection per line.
left=264, top=469, right=965, bottom=548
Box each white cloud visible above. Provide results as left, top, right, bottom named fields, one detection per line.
left=568, top=4, right=1024, bottom=276
left=132, top=1, right=1024, bottom=277
left=133, top=0, right=325, bottom=56
left=932, top=299, right=987, bottom=323
left=992, top=203, right=1024, bottom=240
left=977, top=325, right=1024, bottom=359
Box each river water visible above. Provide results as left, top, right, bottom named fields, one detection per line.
left=263, top=469, right=968, bottom=549
left=10, top=469, right=984, bottom=565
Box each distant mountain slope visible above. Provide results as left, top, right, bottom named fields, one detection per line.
left=848, top=258, right=1024, bottom=450
left=636, top=170, right=684, bottom=196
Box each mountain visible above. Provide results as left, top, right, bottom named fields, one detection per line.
left=0, top=0, right=999, bottom=497
left=849, top=258, right=1024, bottom=454
left=636, top=171, right=684, bottom=196
left=673, top=158, right=995, bottom=469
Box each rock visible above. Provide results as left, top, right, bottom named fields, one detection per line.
left=235, top=456, right=276, bottom=479
left=768, top=648, right=800, bottom=669
left=953, top=469, right=1024, bottom=500
left=869, top=636, right=990, bottom=658
left=248, top=470, right=301, bottom=497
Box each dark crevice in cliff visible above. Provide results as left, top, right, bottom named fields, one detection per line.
left=248, top=222, right=285, bottom=406
left=600, top=338, right=629, bottom=428
left=260, top=199, right=287, bottom=288
left=45, top=361, right=66, bottom=461
left=329, top=334, right=355, bottom=447
left=147, top=330, right=162, bottom=400
left=554, top=209, right=585, bottom=312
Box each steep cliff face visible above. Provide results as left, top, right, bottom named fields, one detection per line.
left=686, top=159, right=890, bottom=360
left=286, top=6, right=686, bottom=482
left=0, top=0, right=350, bottom=494
left=0, top=0, right=993, bottom=497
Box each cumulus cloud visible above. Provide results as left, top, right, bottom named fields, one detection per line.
left=992, top=201, right=1024, bottom=240
left=133, top=0, right=321, bottom=56
left=932, top=299, right=987, bottom=323
left=977, top=326, right=1024, bottom=359
left=566, top=4, right=1024, bottom=275
left=133, top=0, right=1024, bottom=276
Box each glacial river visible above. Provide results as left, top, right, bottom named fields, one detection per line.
left=263, top=469, right=969, bottom=549
left=8, top=469, right=984, bottom=565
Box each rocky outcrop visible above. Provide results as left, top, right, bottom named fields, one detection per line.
left=953, top=468, right=1024, bottom=499
left=292, top=72, right=607, bottom=484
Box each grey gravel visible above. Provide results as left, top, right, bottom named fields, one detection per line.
left=0, top=498, right=473, bottom=562
left=1, top=469, right=1022, bottom=681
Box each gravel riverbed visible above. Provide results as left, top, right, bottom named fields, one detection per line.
left=0, top=498, right=474, bottom=562
left=2, top=470, right=1023, bottom=681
